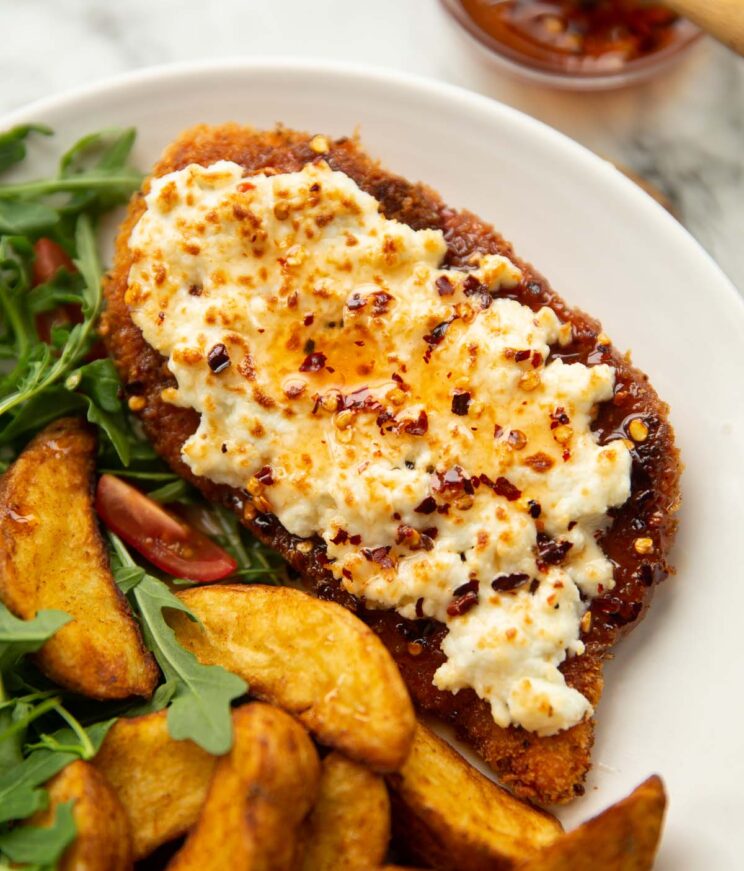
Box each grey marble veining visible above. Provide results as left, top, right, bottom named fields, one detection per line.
left=1, top=0, right=742, bottom=290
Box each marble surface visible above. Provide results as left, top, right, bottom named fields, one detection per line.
left=1, top=0, right=742, bottom=291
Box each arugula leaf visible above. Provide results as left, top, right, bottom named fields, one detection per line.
left=0, top=125, right=51, bottom=175
left=210, top=506, right=286, bottom=582
left=0, top=705, right=26, bottom=771
left=146, top=478, right=193, bottom=503
left=0, top=605, right=71, bottom=674
left=0, top=201, right=58, bottom=235
left=68, top=358, right=131, bottom=465
left=59, top=128, right=136, bottom=178
left=109, top=535, right=246, bottom=755
left=0, top=215, right=100, bottom=418
left=0, top=719, right=114, bottom=825
left=0, top=388, right=84, bottom=444
left=0, top=127, right=141, bottom=219
left=0, top=800, right=75, bottom=865
left=59, top=127, right=139, bottom=215
left=0, top=361, right=131, bottom=464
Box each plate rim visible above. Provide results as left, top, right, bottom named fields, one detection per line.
left=0, top=55, right=741, bottom=321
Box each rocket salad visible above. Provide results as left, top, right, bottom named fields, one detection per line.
left=0, top=125, right=285, bottom=869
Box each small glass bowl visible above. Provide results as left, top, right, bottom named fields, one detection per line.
left=440, top=0, right=703, bottom=90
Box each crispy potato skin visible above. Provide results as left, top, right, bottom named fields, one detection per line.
left=168, top=703, right=320, bottom=871
left=103, top=124, right=681, bottom=803
left=300, top=751, right=391, bottom=871
left=29, top=760, right=133, bottom=871
left=169, top=584, right=415, bottom=772
left=93, top=711, right=216, bottom=860
left=387, top=722, right=562, bottom=871
left=516, top=776, right=666, bottom=871
left=0, top=418, right=157, bottom=699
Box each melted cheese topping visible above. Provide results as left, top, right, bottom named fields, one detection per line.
left=127, top=160, right=632, bottom=736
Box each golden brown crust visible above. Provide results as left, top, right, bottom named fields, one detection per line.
left=102, top=124, right=681, bottom=804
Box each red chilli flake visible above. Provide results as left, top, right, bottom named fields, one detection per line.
left=535, top=532, right=573, bottom=570
left=481, top=475, right=521, bottom=501
left=514, top=349, right=531, bottom=363
left=303, top=313, right=315, bottom=326
left=435, top=275, right=454, bottom=296
left=435, top=466, right=473, bottom=496
left=401, top=410, right=429, bottom=436
left=255, top=466, right=274, bottom=485
left=349, top=534, right=362, bottom=546
left=299, top=351, right=327, bottom=372
left=346, top=293, right=367, bottom=311
left=207, top=343, right=230, bottom=373
left=330, top=529, right=348, bottom=545
left=550, top=407, right=570, bottom=429
left=414, top=496, right=437, bottom=515
left=494, top=476, right=521, bottom=501
left=362, top=546, right=394, bottom=569
left=447, top=580, right=479, bottom=617
left=423, top=317, right=456, bottom=362
left=527, top=499, right=542, bottom=519
left=491, top=573, right=530, bottom=593
left=370, top=291, right=394, bottom=316
left=451, top=391, right=471, bottom=416
left=462, top=274, right=493, bottom=309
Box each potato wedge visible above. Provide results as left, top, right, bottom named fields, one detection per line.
left=93, top=710, right=216, bottom=859
left=387, top=722, right=562, bottom=870
left=300, top=751, right=390, bottom=871
left=0, top=418, right=157, bottom=698
left=516, top=776, right=666, bottom=871
left=168, top=702, right=320, bottom=871
left=169, top=584, right=415, bottom=771
left=28, top=759, right=132, bottom=871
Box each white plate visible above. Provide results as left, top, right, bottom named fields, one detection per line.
left=2, top=60, right=742, bottom=868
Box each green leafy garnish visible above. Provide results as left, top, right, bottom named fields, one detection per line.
left=0, top=800, right=76, bottom=866
left=109, top=534, right=247, bottom=755
left=206, top=505, right=287, bottom=582
left=0, top=127, right=141, bottom=215
left=0, top=604, right=71, bottom=676
left=0, top=215, right=98, bottom=418
left=0, top=125, right=51, bottom=175
left=0, top=123, right=289, bottom=845
left=0, top=718, right=114, bottom=825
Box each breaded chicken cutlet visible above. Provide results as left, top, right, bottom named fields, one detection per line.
left=103, top=124, right=681, bottom=804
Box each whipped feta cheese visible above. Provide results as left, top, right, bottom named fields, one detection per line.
left=126, top=160, right=632, bottom=736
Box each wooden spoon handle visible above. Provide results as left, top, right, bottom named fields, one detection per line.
left=664, top=0, right=744, bottom=56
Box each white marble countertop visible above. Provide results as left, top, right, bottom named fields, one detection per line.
left=1, top=0, right=742, bottom=290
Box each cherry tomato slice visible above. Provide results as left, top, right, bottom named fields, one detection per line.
left=32, top=238, right=75, bottom=286
left=95, top=474, right=237, bottom=582
left=32, top=238, right=82, bottom=343
left=31, top=237, right=107, bottom=359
